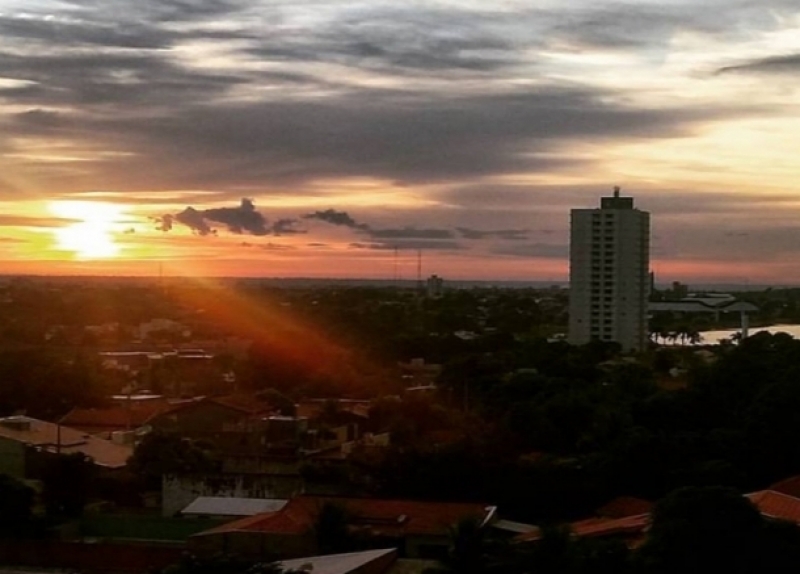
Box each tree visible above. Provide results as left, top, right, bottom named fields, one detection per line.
left=128, top=431, right=218, bottom=490
left=41, top=452, right=95, bottom=517
left=314, top=502, right=353, bottom=555
left=0, top=473, right=34, bottom=535
left=445, top=516, right=486, bottom=574
left=635, top=486, right=763, bottom=573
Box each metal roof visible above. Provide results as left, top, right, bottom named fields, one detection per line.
left=280, top=549, right=396, bottom=574
left=181, top=496, right=288, bottom=517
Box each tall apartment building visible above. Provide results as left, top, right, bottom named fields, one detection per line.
left=568, top=188, right=650, bottom=352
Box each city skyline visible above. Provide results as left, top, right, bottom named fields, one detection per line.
left=2, top=1, right=800, bottom=282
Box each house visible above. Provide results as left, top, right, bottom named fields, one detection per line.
left=162, top=472, right=302, bottom=517
left=515, top=491, right=800, bottom=548
left=180, top=496, right=288, bottom=519
left=61, top=399, right=170, bottom=439
left=0, top=415, right=132, bottom=479
left=148, top=394, right=276, bottom=438
left=190, top=495, right=496, bottom=560
left=769, top=475, right=800, bottom=499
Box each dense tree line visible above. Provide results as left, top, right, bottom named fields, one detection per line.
left=352, top=333, right=800, bottom=526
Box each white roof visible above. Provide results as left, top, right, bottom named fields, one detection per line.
left=181, top=496, right=287, bottom=516
left=280, top=549, right=396, bottom=574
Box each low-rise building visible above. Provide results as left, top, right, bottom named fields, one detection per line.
left=190, top=495, right=496, bottom=560
left=0, top=415, right=132, bottom=479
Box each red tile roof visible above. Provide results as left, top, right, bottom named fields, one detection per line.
left=195, top=496, right=494, bottom=538
left=516, top=490, right=800, bottom=546
left=571, top=514, right=651, bottom=538
left=597, top=496, right=654, bottom=518
left=770, top=476, right=800, bottom=499
left=61, top=403, right=167, bottom=433
left=207, top=394, right=275, bottom=415
left=747, top=490, right=800, bottom=523
left=514, top=514, right=651, bottom=544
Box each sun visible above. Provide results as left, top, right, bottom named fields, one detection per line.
left=49, top=201, right=124, bottom=259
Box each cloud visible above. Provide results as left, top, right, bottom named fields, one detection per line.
left=493, top=242, right=569, bottom=259
left=260, top=242, right=295, bottom=251
left=0, top=215, right=78, bottom=228
left=244, top=6, right=523, bottom=76
left=716, top=53, right=800, bottom=75
left=369, top=227, right=453, bottom=240
left=456, top=227, right=529, bottom=240
left=272, top=218, right=306, bottom=235
left=303, top=209, right=370, bottom=230
left=156, top=199, right=306, bottom=237
left=349, top=240, right=464, bottom=251
left=175, top=206, right=215, bottom=236
left=204, top=198, right=268, bottom=235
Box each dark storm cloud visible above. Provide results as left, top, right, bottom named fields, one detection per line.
left=716, top=53, right=800, bottom=75
left=456, top=227, right=529, bottom=240
left=303, top=210, right=370, bottom=230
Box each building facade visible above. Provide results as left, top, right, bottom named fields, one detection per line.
left=568, top=188, right=650, bottom=352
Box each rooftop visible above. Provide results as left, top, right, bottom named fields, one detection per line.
left=0, top=415, right=132, bottom=468
left=181, top=496, right=288, bottom=517
left=195, top=496, right=496, bottom=539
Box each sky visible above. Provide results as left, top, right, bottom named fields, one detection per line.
left=2, top=0, right=800, bottom=283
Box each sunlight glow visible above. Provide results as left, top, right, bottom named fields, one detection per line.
left=49, top=201, right=125, bottom=259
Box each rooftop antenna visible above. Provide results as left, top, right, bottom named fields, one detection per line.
left=417, top=249, right=423, bottom=291
left=393, top=246, right=398, bottom=286
left=613, top=186, right=621, bottom=198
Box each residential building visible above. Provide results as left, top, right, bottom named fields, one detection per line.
left=568, top=187, right=650, bottom=352
left=0, top=415, right=132, bottom=478
left=426, top=275, right=444, bottom=299
left=190, top=495, right=496, bottom=560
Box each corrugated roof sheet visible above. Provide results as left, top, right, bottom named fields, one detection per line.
left=279, top=549, right=396, bottom=574
left=181, top=496, right=288, bottom=517
left=194, top=496, right=494, bottom=538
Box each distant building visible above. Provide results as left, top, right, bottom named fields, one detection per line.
left=426, top=275, right=444, bottom=298
left=569, top=187, right=650, bottom=352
